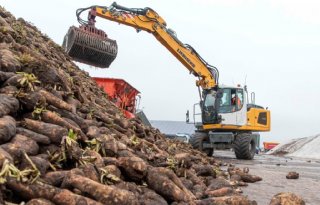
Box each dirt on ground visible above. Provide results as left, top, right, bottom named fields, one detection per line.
left=214, top=150, right=320, bottom=205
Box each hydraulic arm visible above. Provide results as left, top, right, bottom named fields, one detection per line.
left=65, top=2, right=219, bottom=90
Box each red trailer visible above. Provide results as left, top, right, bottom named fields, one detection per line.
left=93, top=77, right=140, bottom=119
left=263, top=142, right=279, bottom=151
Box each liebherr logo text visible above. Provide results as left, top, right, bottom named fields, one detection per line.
left=177, top=49, right=195, bottom=68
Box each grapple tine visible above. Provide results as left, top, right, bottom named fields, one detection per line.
left=62, top=26, right=118, bottom=68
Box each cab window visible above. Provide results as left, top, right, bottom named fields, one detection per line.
left=218, top=89, right=232, bottom=113
left=218, top=88, right=243, bottom=113
left=204, top=91, right=215, bottom=107
left=236, top=89, right=244, bottom=111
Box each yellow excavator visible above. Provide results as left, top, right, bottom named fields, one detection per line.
left=63, top=2, right=271, bottom=159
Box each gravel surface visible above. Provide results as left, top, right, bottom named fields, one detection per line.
left=215, top=150, right=320, bottom=205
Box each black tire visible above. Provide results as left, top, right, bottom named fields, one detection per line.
left=190, top=132, right=213, bottom=157
left=234, top=133, right=256, bottom=160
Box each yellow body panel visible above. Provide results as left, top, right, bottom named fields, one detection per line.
left=203, top=108, right=271, bottom=132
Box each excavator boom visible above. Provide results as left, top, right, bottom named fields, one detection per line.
left=63, top=2, right=218, bottom=89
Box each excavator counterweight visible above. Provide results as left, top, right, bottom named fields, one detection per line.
left=62, top=25, right=118, bottom=68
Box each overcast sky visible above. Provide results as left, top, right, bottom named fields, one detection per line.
left=1, top=0, right=320, bottom=143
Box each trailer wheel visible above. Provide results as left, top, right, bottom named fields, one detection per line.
left=234, top=133, right=256, bottom=160
left=190, top=132, right=213, bottom=156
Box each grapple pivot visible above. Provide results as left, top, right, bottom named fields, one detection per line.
left=63, top=25, right=118, bottom=68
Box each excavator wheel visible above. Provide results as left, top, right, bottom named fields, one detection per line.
left=190, top=132, right=213, bottom=157
left=234, top=133, right=256, bottom=160
left=62, top=26, right=118, bottom=68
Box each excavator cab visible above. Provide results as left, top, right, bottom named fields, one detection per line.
left=62, top=9, right=118, bottom=68
left=202, top=87, right=247, bottom=126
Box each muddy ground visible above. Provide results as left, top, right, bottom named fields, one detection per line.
left=214, top=150, right=320, bottom=205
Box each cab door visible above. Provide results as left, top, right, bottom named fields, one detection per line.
left=235, top=89, right=247, bottom=126
left=218, top=88, right=237, bottom=125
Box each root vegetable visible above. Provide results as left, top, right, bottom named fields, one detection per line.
left=192, top=184, right=207, bottom=199
left=10, top=134, right=39, bottom=156
left=103, top=157, right=118, bottom=166
left=147, top=167, right=196, bottom=202
left=80, top=164, right=100, bottom=182
left=0, top=71, right=15, bottom=82
left=39, top=144, right=60, bottom=156
left=269, top=192, right=305, bottom=205
left=0, top=147, right=13, bottom=167
left=234, top=170, right=262, bottom=183
left=83, top=150, right=104, bottom=168
left=86, top=126, right=101, bottom=139
left=62, top=173, right=139, bottom=205
left=139, top=187, right=168, bottom=205
left=180, top=178, right=193, bottom=190
left=38, top=90, right=75, bottom=113
left=26, top=198, right=55, bottom=205
left=94, top=112, right=113, bottom=125
left=286, top=171, right=299, bottom=179
left=96, top=135, right=119, bottom=157
left=16, top=127, right=50, bottom=144
left=3, top=74, right=23, bottom=86
left=0, top=95, right=19, bottom=117
left=43, top=171, right=68, bottom=187
left=0, top=115, right=16, bottom=143
left=0, top=86, right=18, bottom=95
left=101, top=165, right=122, bottom=181
left=20, top=155, right=50, bottom=175
left=7, top=179, right=102, bottom=205
left=49, top=107, right=89, bottom=133
left=23, top=118, right=68, bottom=143
left=66, top=96, right=81, bottom=109
left=0, top=143, right=22, bottom=161
left=0, top=47, right=20, bottom=71
left=40, top=110, right=86, bottom=141
left=206, top=178, right=231, bottom=192
left=117, top=156, right=148, bottom=181
left=113, top=117, right=131, bottom=129
left=229, top=167, right=262, bottom=183
left=7, top=179, right=57, bottom=200
left=110, top=123, right=128, bottom=134
left=62, top=117, right=80, bottom=129
left=193, top=164, right=215, bottom=177
left=205, top=187, right=233, bottom=197
left=186, top=169, right=205, bottom=187
left=133, top=123, right=146, bottom=135
left=18, top=91, right=46, bottom=111
left=134, top=138, right=168, bottom=159
left=230, top=174, right=242, bottom=182
left=52, top=189, right=103, bottom=205
left=195, top=195, right=257, bottom=205
left=172, top=153, right=191, bottom=169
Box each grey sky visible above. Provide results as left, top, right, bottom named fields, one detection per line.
left=1, top=0, right=320, bottom=143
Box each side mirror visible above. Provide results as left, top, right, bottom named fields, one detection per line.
left=186, top=110, right=190, bottom=123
